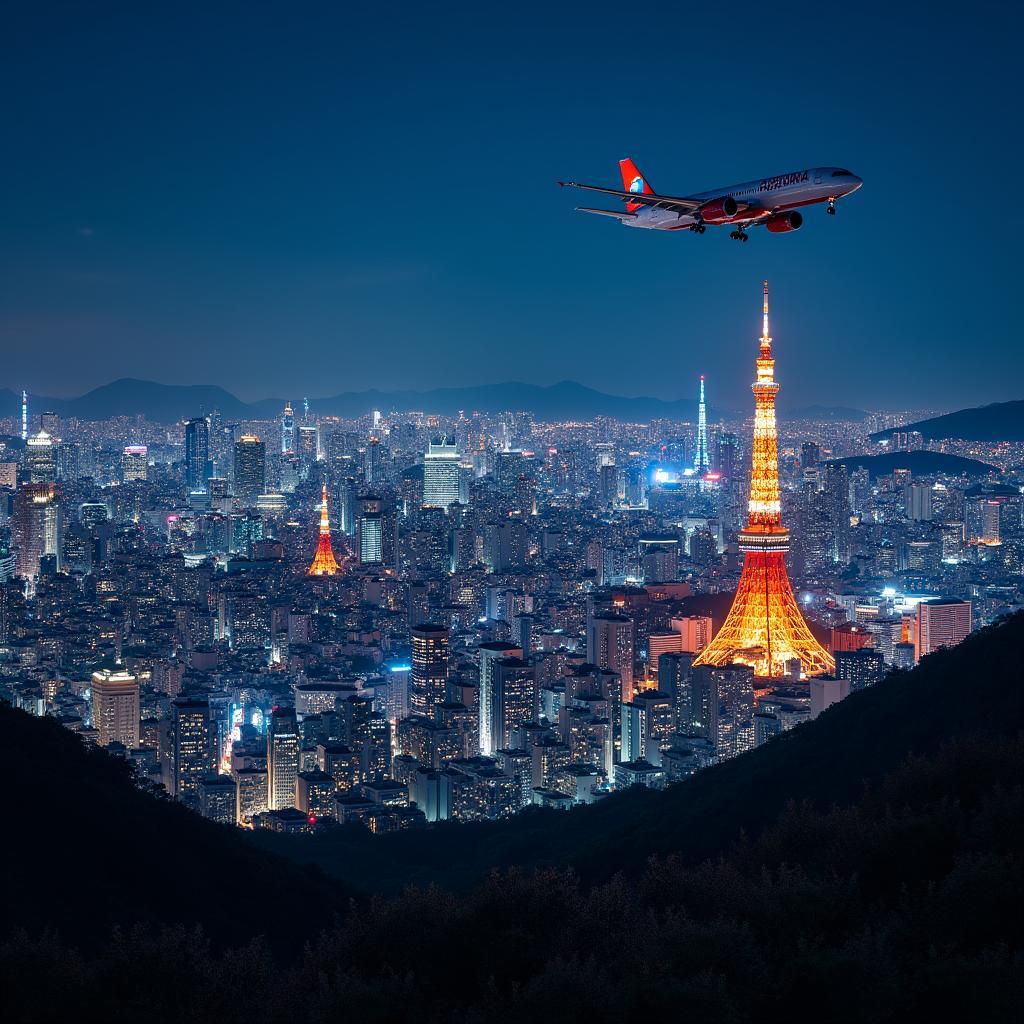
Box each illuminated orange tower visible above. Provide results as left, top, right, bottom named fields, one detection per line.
left=307, top=485, right=340, bottom=576
left=694, top=282, right=834, bottom=679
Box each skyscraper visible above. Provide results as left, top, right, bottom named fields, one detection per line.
left=12, top=483, right=61, bottom=577
left=121, top=445, right=148, bottom=482
left=587, top=613, right=635, bottom=701
left=267, top=706, right=300, bottom=811
left=185, top=417, right=210, bottom=492
left=90, top=659, right=140, bottom=748
left=694, top=283, right=834, bottom=679
left=25, top=430, right=56, bottom=482
left=233, top=435, right=266, bottom=505
left=693, top=375, right=710, bottom=474
left=308, top=485, right=340, bottom=576
left=914, top=599, right=972, bottom=661
left=423, top=438, right=462, bottom=508
left=490, top=657, right=536, bottom=753
left=478, top=641, right=522, bottom=755
left=410, top=623, right=449, bottom=717
left=163, top=697, right=213, bottom=807
left=21, top=389, right=28, bottom=441
left=281, top=402, right=295, bottom=454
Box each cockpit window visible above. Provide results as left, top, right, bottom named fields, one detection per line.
left=832, top=169, right=852, bottom=176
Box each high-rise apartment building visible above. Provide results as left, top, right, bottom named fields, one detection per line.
left=410, top=623, right=450, bottom=718
left=490, top=657, right=536, bottom=753
left=690, top=663, right=755, bottom=761
left=478, top=641, right=522, bottom=755
left=587, top=613, right=635, bottom=702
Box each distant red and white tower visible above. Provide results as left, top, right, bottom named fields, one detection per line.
left=694, top=282, right=834, bottom=679
left=307, top=485, right=340, bottom=576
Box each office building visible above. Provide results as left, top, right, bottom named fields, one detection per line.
left=12, top=483, right=61, bottom=577
left=267, top=706, right=300, bottom=811
left=90, top=659, right=140, bottom=749
left=914, top=599, right=972, bottom=661
left=185, top=417, right=210, bottom=492
left=233, top=435, right=266, bottom=505
left=121, top=445, right=148, bottom=482
left=423, top=438, right=462, bottom=508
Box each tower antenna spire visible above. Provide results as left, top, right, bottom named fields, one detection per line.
left=761, top=279, right=771, bottom=346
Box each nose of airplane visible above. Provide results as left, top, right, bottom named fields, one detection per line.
left=849, top=174, right=863, bottom=192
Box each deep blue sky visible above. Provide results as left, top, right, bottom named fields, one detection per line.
left=1, top=2, right=1018, bottom=411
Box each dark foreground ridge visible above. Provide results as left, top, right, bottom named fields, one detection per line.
left=2, top=615, right=1022, bottom=1022
left=255, top=610, right=1024, bottom=893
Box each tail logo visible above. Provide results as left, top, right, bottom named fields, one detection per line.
left=629, top=176, right=645, bottom=194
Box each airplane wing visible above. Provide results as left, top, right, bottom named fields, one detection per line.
left=558, top=181, right=702, bottom=214
left=575, top=207, right=638, bottom=220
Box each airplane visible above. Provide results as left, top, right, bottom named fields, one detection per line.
left=558, top=159, right=862, bottom=241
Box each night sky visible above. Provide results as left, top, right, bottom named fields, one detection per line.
left=1, top=2, right=1018, bottom=411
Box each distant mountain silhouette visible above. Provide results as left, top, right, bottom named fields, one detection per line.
left=0, top=380, right=253, bottom=422
left=778, top=404, right=868, bottom=421
left=2, top=379, right=707, bottom=423
left=869, top=400, right=1024, bottom=442
left=822, top=449, right=998, bottom=479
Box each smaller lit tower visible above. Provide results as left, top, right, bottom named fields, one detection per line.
left=693, top=375, right=710, bottom=474
left=308, top=485, right=340, bottom=576
left=21, top=390, right=28, bottom=441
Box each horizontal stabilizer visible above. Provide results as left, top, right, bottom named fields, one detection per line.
left=576, top=206, right=637, bottom=220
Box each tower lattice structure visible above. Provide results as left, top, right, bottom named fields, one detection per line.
left=693, top=375, right=710, bottom=473
left=694, top=282, right=834, bottom=679
left=307, top=485, right=340, bottom=576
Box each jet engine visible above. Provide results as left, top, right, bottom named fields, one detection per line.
left=765, top=210, right=804, bottom=233
left=698, top=196, right=748, bottom=223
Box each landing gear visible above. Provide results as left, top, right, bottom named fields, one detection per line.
left=690, top=221, right=706, bottom=234
left=827, top=198, right=836, bottom=216
left=729, top=229, right=749, bottom=242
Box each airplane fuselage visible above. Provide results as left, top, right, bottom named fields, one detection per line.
left=626, top=166, right=861, bottom=229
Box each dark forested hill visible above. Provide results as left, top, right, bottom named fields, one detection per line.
left=255, top=613, right=1024, bottom=894
left=0, top=706, right=347, bottom=954
left=869, top=399, right=1024, bottom=442
left=821, top=449, right=998, bottom=479
left=1, top=615, right=1022, bottom=1022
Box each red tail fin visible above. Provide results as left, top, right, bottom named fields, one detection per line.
left=619, top=158, right=653, bottom=213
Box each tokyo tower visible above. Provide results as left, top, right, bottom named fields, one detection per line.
left=307, top=485, right=340, bottom=576
left=694, top=282, right=834, bottom=679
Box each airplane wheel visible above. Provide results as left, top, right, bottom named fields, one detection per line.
left=741, top=234, right=749, bottom=242
left=827, top=206, right=836, bottom=216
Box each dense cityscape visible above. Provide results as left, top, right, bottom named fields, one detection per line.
left=2, top=285, right=1018, bottom=835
